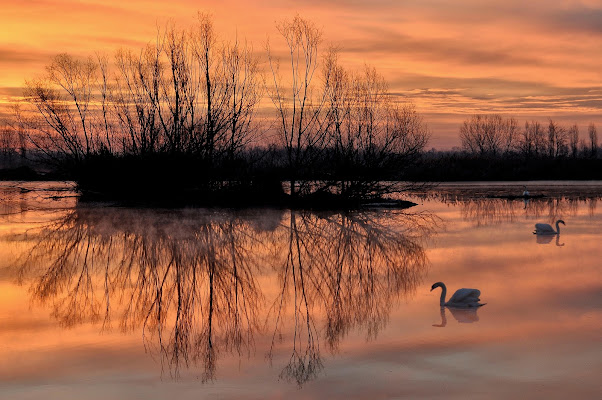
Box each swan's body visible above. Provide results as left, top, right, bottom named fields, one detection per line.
left=522, top=185, right=529, bottom=196
left=430, top=282, right=485, bottom=308
left=534, top=219, right=565, bottom=235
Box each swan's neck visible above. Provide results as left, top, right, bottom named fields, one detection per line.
left=555, top=221, right=561, bottom=234
left=439, top=284, right=447, bottom=306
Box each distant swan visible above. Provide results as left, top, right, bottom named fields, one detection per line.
left=430, top=282, right=485, bottom=308
left=533, top=219, right=565, bottom=235
left=522, top=185, right=529, bottom=196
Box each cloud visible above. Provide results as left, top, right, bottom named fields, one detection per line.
left=1, top=0, right=601, bottom=148
left=0, top=47, right=51, bottom=65
left=0, top=87, right=25, bottom=97
left=339, top=30, right=542, bottom=68
left=550, top=8, right=602, bottom=34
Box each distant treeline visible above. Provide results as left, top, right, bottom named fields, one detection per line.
left=415, top=114, right=602, bottom=181
left=406, top=150, right=602, bottom=181
left=459, top=114, right=598, bottom=159
left=0, top=14, right=429, bottom=206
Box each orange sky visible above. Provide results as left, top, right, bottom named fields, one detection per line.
left=1, top=0, right=601, bottom=148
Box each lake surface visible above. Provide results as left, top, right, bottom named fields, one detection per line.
left=1, top=181, right=601, bottom=399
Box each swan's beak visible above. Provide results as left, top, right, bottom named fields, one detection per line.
left=430, top=287, right=434, bottom=291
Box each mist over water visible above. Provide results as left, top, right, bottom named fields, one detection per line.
left=1, top=182, right=600, bottom=399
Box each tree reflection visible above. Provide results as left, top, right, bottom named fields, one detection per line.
left=414, top=186, right=601, bottom=227
left=419, top=196, right=594, bottom=227
left=459, top=197, right=582, bottom=226
left=16, top=206, right=435, bottom=385
left=0, top=182, right=76, bottom=222
left=266, top=210, right=434, bottom=386
left=19, top=207, right=266, bottom=381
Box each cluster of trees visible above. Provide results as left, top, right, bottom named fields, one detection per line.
left=460, top=114, right=598, bottom=158
left=265, top=17, right=428, bottom=197
left=12, top=14, right=262, bottom=166
left=407, top=114, right=602, bottom=181
left=0, top=14, right=429, bottom=202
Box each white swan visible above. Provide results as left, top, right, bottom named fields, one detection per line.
left=430, top=282, right=485, bottom=308
left=522, top=185, right=529, bottom=196
left=533, top=219, right=565, bottom=235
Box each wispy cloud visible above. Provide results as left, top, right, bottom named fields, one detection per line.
left=1, top=0, right=601, bottom=147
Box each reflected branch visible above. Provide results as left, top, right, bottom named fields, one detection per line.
left=16, top=205, right=435, bottom=386
left=266, top=209, right=435, bottom=385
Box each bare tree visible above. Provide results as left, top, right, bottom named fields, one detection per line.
left=266, top=15, right=329, bottom=197
left=336, top=64, right=391, bottom=195
left=16, top=16, right=262, bottom=182
left=113, top=45, right=162, bottom=155
left=588, top=122, right=598, bottom=157
left=47, top=54, right=99, bottom=155
left=524, top=120, right=547, bottom=156
left=322, top=49, right=429, bottom=197
left=484, top=115, right=503, bottom=155
left=219, top=37, right=262, bottom=162
left=191, top=13, right=233, bottom=163
left=460, top=114, right=518, bottom=156
left=322, top=48, right=355, bottom=194
left=161, top=23, right=197, bottom=154
left=502, top=116, right=519, bottom=154
left=520, top=121, right=535, bottom=157
left=7, top=104, right=28, bottom=162
left=20, top=53, right=108, bottom=164
left=568, top=123, right=579, bottom=158
left=96, top=53, right=114, bottom=153
left=0, top=123, right=15, bottom=167
left=23, top=75, right=87, bottom=163
left=460, top=115, right=486, bottom=154
left=547, top=119, right=568, bottom=158
left=12, top=15, right=432, bottom=198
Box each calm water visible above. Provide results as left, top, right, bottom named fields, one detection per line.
left=0, top=181, right=600, bottom=399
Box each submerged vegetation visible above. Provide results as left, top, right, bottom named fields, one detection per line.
left=0, top=14, right=429, bottom=207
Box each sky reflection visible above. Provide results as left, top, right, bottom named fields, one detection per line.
left=0, top=183, right=601, bottom=398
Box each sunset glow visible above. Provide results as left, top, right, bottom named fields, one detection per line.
left=1, top=0, right=601, bottom=148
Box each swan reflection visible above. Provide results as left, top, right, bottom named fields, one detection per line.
left=536, top=234, right=564, bottom=246
left=432, top=307, right=480, bottom=327
left=523, top=198, right=529, bottom=209
left=16, top=206, right=436, bottom=385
